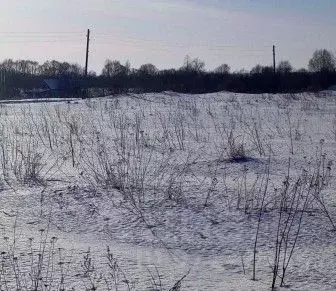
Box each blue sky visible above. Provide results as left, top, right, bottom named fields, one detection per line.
left=0, top=0, right=335, bottom=73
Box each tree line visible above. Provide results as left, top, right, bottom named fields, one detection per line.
left=0, top=48, right=335, bottom=97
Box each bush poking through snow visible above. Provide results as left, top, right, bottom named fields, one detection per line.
left=227, top=130, right=247, bottom=162
left=0, top=229, right=189, bottom=290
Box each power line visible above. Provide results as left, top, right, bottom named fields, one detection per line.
left=0, top=31, right=317, bottom=52
left=92, top=35, right=316, bottom=53
left=92, top=38, right=271, bottom=52
left=0, top=31, right=85, bottom=43
left=94, top=35, right=269, bottom=47
left=0, top=35, right=82, bottom=39
left=0, top=30, right=319, bottom=71
left=0, top=31, right=84, bottom=34
left=0, top=40, right=83, bottom=44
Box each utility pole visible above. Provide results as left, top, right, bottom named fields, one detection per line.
left=273, top=45, right=277, bottom=93
left=85, top=29, right=90, bottom=76
left=273, top=45, right=276, bottom=74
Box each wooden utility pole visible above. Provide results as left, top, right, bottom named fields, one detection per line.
left=273, top=45, right=276, bottom=74
left=85, top=29, right=90, bottom=76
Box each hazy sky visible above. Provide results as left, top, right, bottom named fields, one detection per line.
left=0, top=0, right=335, bottom=73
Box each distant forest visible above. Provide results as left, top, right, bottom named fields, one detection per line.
left=0, top=49, right=335, bottom=97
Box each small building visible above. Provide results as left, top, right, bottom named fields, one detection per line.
left=328, top=85, right=336, bottom=91
left=24, top=77, right=84, bottom=99
left=43, top=78, right=81, bottom=98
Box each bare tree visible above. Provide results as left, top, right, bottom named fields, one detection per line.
left=250, top=64, right=263, bottom=74
left=102, top=60, right=130, bottom=77
left=181, top=55, right=205, bottom=73
left=138, top=63, right=158, bottom=75
left=296, top=68, right=308, bottom=73
left=250, top=64, right=273, bottom=75
left=277, top=61, right=293, bottom=74
left=308, top=49, right=336, bottom=72
left=214, top=64, right=230, bottom=74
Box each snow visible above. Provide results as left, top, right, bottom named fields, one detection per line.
left=0, top=91, right=335, bottom=290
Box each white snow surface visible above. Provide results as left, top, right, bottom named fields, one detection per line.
left=0, top=91, right=335, bottom=290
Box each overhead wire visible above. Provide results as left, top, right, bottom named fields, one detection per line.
left=0, top=30, right=317, bottom=62
left=0, top=31, right=85, bottom=44
left=0, top=31, right=84, bottom=34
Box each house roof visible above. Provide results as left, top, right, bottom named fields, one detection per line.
left=43, top=78, right=74, bottom=91
left=328, top=85, right=336, bottom=91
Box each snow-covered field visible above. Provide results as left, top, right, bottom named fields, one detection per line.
left=0, top=91, right=335, bottom=290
